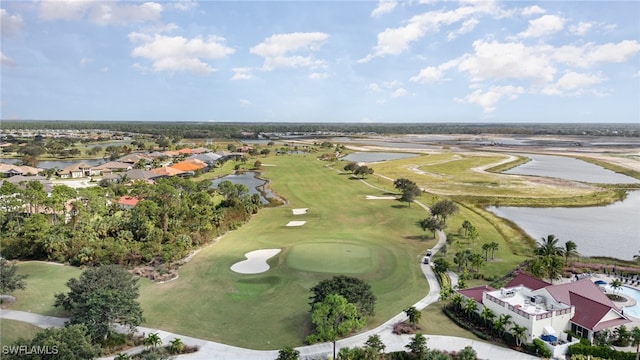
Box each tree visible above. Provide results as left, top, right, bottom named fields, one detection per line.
left=461, top=220, right=472, bottom=237
left=453, top=250, right=471, bottom=272
left=488, top=241, right=499, bottom=260
left=630, top=326, right=640, bottom=360
left=354, top=165, right=374, bottom=178
left=614, top=325, right=631, bottom=347
left=393, top=178, right=416, bottom=192
left=469, top=253, right=484, bottom=272
left=0, top=258, right=27, bottom=294
left=400, top=183, right=421, bottom=207
left=405, top=333, right=428, bottom=359
left=457, top=346, right=477, bottom=360
left=450, top=293, right=464, bottom=312
left=494, top=314, right=512, bottom=338
left=430, top=199, right=458, bottom=225
left=481, top=243, right=491, bottom=261
left=54, top=265, right=144, bottom=341
left=168, top=338, right=184, bottom=354
left=309, top=275, right=376, bottom=317
left=344, top=162, right=358, bottom=173
left=404, top=306, right=422, bottom=326
left=432, top=258, right=449, bottom=274
left=276, top=346, right=300, bottom=360
left=260, top=148, right=271, bottom=157
left=418, top=216, right=443, bottom=238
left=254, top=160, right=262, bottom=169
left=546, top=255, right=564, bottom=283
left=564, top=240, right=578, bottom=265
left=144, top=332, right=162, bottom=350
left=4, top=324, right=100, bottom=360
left=611, top=278, right=623, bottom=295
left=306, top=294, right=365, bottom=360
left=479, top=307, right=495, bottom=329
left=364, top=334, right=386, bottom=355
left=463, top=297, right=478, bottom=320
left=536, top=234, right=564, bottom=257
left=511, top=324, right=527, bottom=347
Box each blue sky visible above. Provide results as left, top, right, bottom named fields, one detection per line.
left=1, top=0, right=639, bottom=123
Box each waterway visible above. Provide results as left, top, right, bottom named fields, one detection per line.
left=341, top=152, right=418, bottom=163
left=210, top=172, right=274, bottom=204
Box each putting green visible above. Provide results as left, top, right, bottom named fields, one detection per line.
left=286, top=243, right=374, bottom=273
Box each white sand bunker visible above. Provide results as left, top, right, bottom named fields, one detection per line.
left=286, top=221, right=307, bottom=227
left=292, top=208, right=308, bottom=215
left=231, top=249, right=281, bottom=274
left=366, top=195, right=397, bottom=200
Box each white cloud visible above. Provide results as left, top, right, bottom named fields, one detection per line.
left=309, top=72, right=328, bottom=80
left=250, top=32, right=329, bottom=71
left=130, top=34, right=235, bottom=75
left=239, top=99, right=252, bottom=107
left=171, top=0, right=198, bottom=11
left=542, top=72, right=605, bottom=95
left=447, top=18, right=479, bottom=40
left=457, top=40, right=556, bottom=83
left=1, top=9, right=23, bottom=37
left=369, top=83, right=382, bottom=92
left=456, top=85, right=525, bottom=113
left=517, top=14, right=564, bottom=38
left=40, top=1, right=163, bottom=25
left=80, top=57, right=93, bottom=66
left=383, top=80, right=401, bottom=89
left=231, top=67, right=254, bottom=80
left=359, top=2, right=502, bottom=62
left=1, top=52, right=16, bottom=67
left=585, top=40, right=640, bottom=64
left=371, top=0, right=397, bottom=18
left=410, top=66, right=444, bottom=83
left=521, top=5, right=545, bottom=16
left=391, top=88, right=409, bottom=98
left=569, top=22, right=593, bottom=35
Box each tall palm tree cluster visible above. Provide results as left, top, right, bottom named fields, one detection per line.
left=529, top=235, right=578, bottom=283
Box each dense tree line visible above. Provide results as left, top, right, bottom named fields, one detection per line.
left=0, top=176, right=260, bottom=268
left=3, top=120, right=638, bottom=138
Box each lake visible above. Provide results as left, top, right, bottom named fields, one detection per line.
left=504, top=154, right=640, bottom=184
left=487, top=191, right=640, bottom=261
left=210, top=172, right=274, bottom=204
left=0, top=158, right=105, bottom=169
left=341, top=152, right=418, bottom=163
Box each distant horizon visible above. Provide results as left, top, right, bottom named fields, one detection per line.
left=2, top=1, right=639, bottom=123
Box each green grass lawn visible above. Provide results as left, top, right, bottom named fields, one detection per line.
left=9, top=262, right=82, bottom=316
left=418, top=305, right=482, bottom=341
left=138, top=154, right=434, bottom=349
left=0, top=319, right=42, bottom=347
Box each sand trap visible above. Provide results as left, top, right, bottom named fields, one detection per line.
left=230, top=249, right=281, bottom=274
left=366, top=195, right=397, bottom=200
left=286, top=221, right=307, bottom=227
left=292, top=208, right=308, bottom=215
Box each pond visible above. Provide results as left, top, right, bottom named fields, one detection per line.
left=210, top=172, right=274, bottom=204
left=341, top=152, right=418, bottom=163
left=0, top=159, right=105, bottom=169
left=487, top=191, right=640, bottom=261
left=503, top=154, right=640, bottom=184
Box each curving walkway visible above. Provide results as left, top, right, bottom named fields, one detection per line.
left=0, top=176, right=538, bottom=360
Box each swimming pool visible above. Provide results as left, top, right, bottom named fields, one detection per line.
left=604, top=285, right=640, bottom=318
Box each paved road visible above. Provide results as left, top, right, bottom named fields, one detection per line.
left=0, top=178, right=539, bottom=360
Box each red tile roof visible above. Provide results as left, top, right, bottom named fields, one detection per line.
left=505, top=272, right=551, bottom=290
left=458, top=285, right=496, bottom=303
left=544, top=279, right=618, bottom=309
left=568, top=291, right=629, bottom=331
left=118, top=196, right=140, bottom=207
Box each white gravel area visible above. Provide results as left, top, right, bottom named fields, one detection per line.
left=230, top=249, right=281, bottom=274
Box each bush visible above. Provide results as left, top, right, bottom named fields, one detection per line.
left=532, top=339, right=552, bottom=358
left=568, top=343, right=636, bottom=360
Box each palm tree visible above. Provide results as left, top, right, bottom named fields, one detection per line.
left=537, top=234, right=564, bottom=257
left=482, top=243, right=491, bottom=261
left=114, top=354, right=130, bottom=360
left=611, top=278, right=623, bottom=295
left=630, top=326, right=640, bottom=360
left=405, top=333, right=428, bottom=359
left=547, top=256, right=564, bottom=283
left=144, top=332, right=162, bottom=350
left=404, top=306, right=422, bottom=326
left=364, top=334, right=386, bottom=355
left=489, top=241, right=499, bottom=260
left=564, top=241, right=578, bottom=265
left=511, top=324, right=527, bottom=347
left=494, top=314, right=512, bottom=338
left=463, top=298, right=478, bottom=320
left=169, top=338, right=184, bottom=354
left=480, top=307, right=495, bottom=329
left=450, top=293, right=464, bottom=312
